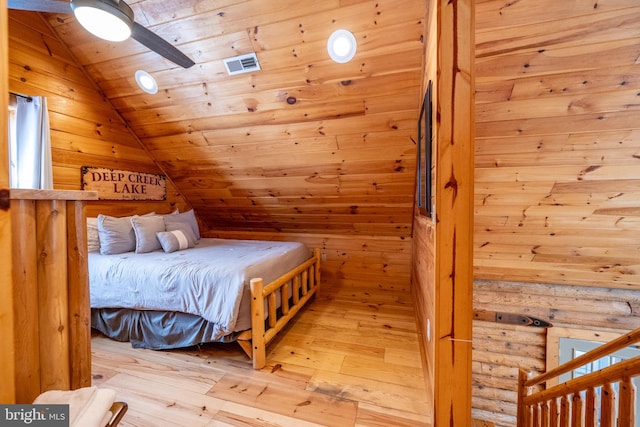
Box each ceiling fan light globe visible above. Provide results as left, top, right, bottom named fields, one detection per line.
left=71, top=0, right=133, bottom=42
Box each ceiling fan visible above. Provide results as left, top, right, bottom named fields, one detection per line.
left=8, top=0, right=195, bottom=68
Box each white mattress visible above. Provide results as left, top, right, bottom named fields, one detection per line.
left=89, top=238, right=312, bottom=336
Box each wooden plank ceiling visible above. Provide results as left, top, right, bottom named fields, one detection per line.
left=39, top=0, right=425, bottom=236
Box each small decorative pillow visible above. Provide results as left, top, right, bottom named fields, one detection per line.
left=86, top=217, right=100, bottom=252
left=97, top=214, right=137, bottom=255
left=131, top=215, right=165, bottom=253
left=156, top=229, right=196, bottom=253
left=163, top=209, right=200, bottom=242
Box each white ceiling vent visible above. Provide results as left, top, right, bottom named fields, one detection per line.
left=223, top=53, right=261, bottom=76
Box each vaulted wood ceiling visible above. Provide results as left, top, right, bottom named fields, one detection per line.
left=36, top=0, right=426, bottom=236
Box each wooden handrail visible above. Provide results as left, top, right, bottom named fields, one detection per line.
left=517, top=327, right=640, bottom=427
left=525, top=328, right=640, bottom=388
left=523, top=357, right=640, bottom=404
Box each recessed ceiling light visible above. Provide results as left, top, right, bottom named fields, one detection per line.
left=327, top=29, right=357, bottom=63
left=135, top=70, right=158, bottom=94
left=71, top=0, right=133, bottom=42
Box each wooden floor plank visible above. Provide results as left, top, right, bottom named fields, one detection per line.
left=92, top=347, right=223, bottom=394
left=308, top=370, right=429, bottom=415
left=356, top=402, right=432, bottom=427
left=103, top=373, right=225, bottom=426
left=207, top=373, right=358, bottom=426
left=209, top=401, right=328, bottom=426
left=90, top=277, right=431, bottom=427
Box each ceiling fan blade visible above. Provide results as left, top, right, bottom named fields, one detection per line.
left=131, top=22, right=195, bottom=69
left=8, top=0, right=72, bottom=14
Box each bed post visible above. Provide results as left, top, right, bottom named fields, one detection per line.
left=313, top=248, right=321, bottom=297
left=249, top=278, right=266, bottom=369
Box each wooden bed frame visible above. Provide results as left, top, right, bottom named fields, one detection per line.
left=237, top=248, right=321, bottom=369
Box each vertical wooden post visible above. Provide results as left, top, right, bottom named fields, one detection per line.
left=0, top=0, right=16, bottom=404
left=517, top=369, right=529, bottom=427
left=433, top=0, right=475, bottom=425
left=250, top=278, right=266, bottom=369
left=313, top=248, right=321, bottom=297
left=11, top=199, right=40, bottom=403
left=67, top=200, right=92, bottom=389
left=36, top=199, right=70, bottom=391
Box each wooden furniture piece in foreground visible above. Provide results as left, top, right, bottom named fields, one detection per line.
left=11, top=189, right=98, bottom=403
left=517, top=328, right=640, bottom=426
left=237, top=248, right=321, bottom=369
left=107, top=402, right=128, bottom=426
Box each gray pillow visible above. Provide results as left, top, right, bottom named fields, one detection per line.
left=97, top=214, right=136, bottom=255
left=131, top=215, right=165, bottom=253
left=156, top=229, right=196, bottom=253
left=163, top=209, right=200, bottom=241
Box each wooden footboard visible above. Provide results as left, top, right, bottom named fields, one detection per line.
left=237, top=248, right=321, bottom=369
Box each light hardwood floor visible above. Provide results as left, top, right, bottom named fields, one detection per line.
left=91, top=282, right=432, bottom=426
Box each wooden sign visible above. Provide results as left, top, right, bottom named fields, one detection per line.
left=81, top=166, right=166, bottom=200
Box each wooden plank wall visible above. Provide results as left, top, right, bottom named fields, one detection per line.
left=39, top=0, right=425, bottom=238
left=8, top=4, right=422, bottom=292
left=7, top=10, right=190, bottom=218
left=208, top=229, right=411, bottom=291
left=473, top=0, right=640, bottom=425
left=0, top=0, right=17, bottom=404
left=411, top=0, right=438, bottom=417
left=475, top=0, right=640, bottom=289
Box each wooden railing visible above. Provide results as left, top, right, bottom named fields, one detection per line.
left=236, top=248, right=321, bottom=369
left=10, top=189, right=98, bottom=403
left=517, top=328, right=640, bottom=426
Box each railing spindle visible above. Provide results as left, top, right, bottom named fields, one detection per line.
left=600, top=382, right=615, bottom=427
left=550, top=397, right=559, bottom=427
left=559, top=395, right=570, bottom=427
left=542, top=400, right=550, bottom=427
left=618, top=376, right=635, bottom=426
left=584, top=387, right=596, bottom=427
left=571, top=392, right=583, bottom=427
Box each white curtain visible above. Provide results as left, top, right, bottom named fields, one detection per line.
left=9, top=95, right=53, bottom=189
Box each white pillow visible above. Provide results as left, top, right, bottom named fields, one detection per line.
left=86, top=217, right=100, bottom=252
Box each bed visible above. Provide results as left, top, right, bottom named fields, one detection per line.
left=88, top=230, right=321, bottom=369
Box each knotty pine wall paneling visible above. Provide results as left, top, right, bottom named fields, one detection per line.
left=7, top=10, right=191, bottom=218
left=472, top=1, right=640, bottom=426
left=412, top=0, right=438, bottom=419
left=0, top=0, right=17, bottom=404
left=206, top=230, right=411, bottom=292
left=30, top=0, right=427, bottom=293
left=474, top=0, right=640, bottom=289
left=40, top=0, right=425, bottom=240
